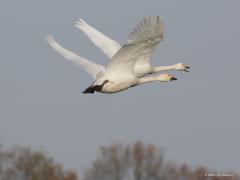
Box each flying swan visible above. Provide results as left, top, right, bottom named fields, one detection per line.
left=75, top=17, right=190, bottom=77
left=47, top=16, right=183, bottom=94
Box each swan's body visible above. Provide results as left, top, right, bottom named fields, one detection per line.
left=75, top=18, right=190, bottom=77
left=47, top=17, right=180, bottom=94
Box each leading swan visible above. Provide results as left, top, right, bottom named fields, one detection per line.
left=47, top=16, right=181, bottom=94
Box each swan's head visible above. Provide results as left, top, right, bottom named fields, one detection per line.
left=158, top=74, right=177, bottom=82
left=175, top=63, right=190, bottom=72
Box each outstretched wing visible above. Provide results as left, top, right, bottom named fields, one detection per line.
left=106, top=16, right=163, bottom=75
left=46, top=35, right=105, bottom=79
left=130, top=16, right=164, bottom=68
left=75, top=19, right=121, bottom=59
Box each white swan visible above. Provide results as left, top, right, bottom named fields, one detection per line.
left=75, top=17, right=190, bottom=77
left=47, top=17, right=178, bottom=94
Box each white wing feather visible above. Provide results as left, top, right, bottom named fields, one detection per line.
left=106, top=16, right=163, bottom=75
left=75, top=19, right=121, bottom=58
left=46, top=35, right=105, bottom=79
left=130, top=16, right=164, bottom=67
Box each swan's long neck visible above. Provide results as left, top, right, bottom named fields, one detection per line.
left=137, top=76, right=160, bottom=85
left=152, top=64, right=176, bottom=73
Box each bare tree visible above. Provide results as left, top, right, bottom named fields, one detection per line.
left=0, top=146, right=78, bottom=180
left=83, top=141, right=168, bottom=180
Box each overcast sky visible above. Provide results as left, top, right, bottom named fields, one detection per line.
left=0, top=0, right=240, bottom=175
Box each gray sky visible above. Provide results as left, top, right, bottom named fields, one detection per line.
left=0, top=0, right=240, bottom=175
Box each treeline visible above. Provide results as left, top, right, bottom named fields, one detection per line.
left=0, top=142, right=239, bottom=180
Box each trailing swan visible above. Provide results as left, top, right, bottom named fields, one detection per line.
left=47, top=16, right=180, bottom=94
left=75, top=17, right=190, bottom=77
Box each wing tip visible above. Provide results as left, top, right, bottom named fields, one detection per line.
left=75, top=18, right=86, bottom=28
left=126, top=16, right=164, bottom=45
left=45, top=34, right=59, bottom=48
left=143, top=16, right=163, bottom=26
left=45, top=34, right=54, bottom=44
